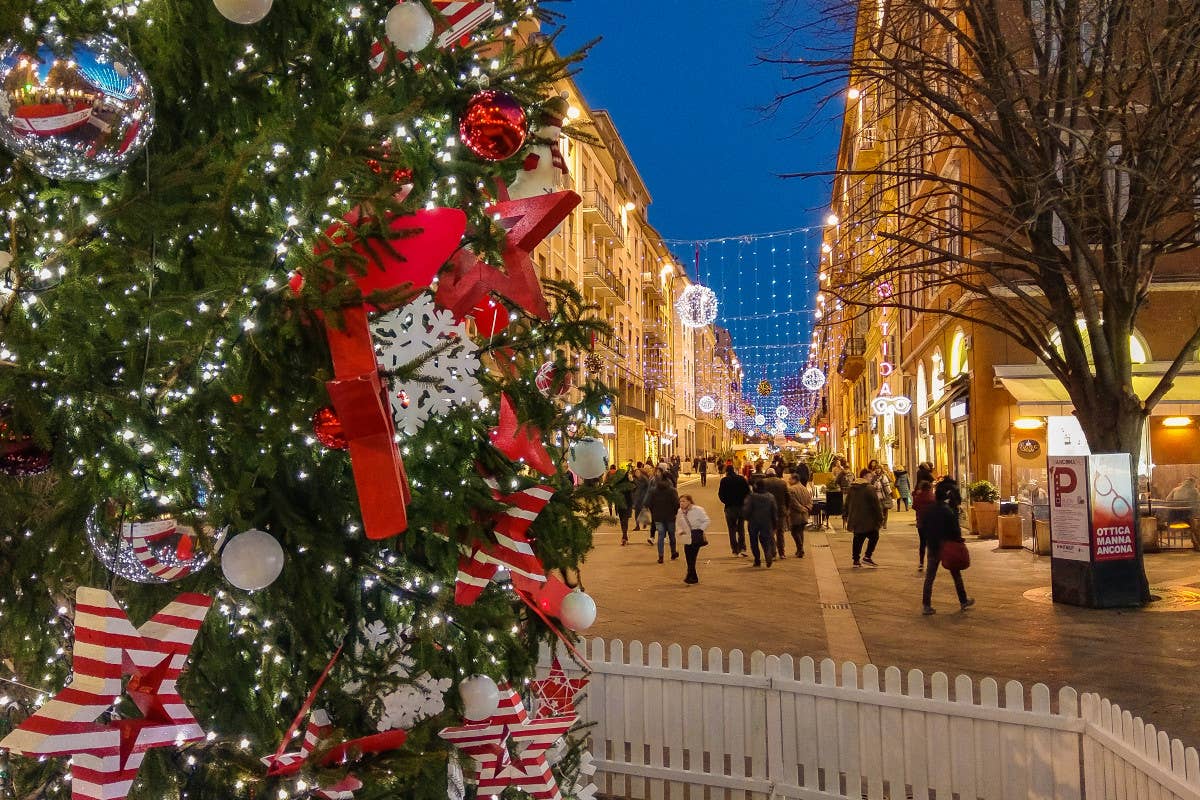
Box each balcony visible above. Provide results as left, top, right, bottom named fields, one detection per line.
left=580, top=189, right=625, bottom=243
left=596, top=332, right=627, bottom=360
left=582, top=256, right=626, bottom=303
left=642, top=275, right=666, bottom=306
left=837, top=337, right=867, bottom=382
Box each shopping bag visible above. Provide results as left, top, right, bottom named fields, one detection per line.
left=940, top=539, right=971, bottom=571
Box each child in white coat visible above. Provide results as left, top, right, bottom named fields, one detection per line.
left=676, top=494, right=711, bottom=585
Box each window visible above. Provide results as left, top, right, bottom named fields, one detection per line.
left=1049, top=320, right=1149, bottom=364
left=930, top=350, right=946, bottom=400
left=949, top=329, right=969, bottom=376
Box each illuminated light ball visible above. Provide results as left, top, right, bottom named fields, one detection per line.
left=567, top=437, right=608, bottom=480
left=220, top=528, right=285, bottom=591
left=312, top=406, right=349, bottom=450
left=726, top=419, right=736, bottom=429
left=584, top=352, right=603, bottom=374
left=801, top=367, right=827, bottom=392
left=535, top=361, right=571, bottom=397
left=385, top=1, right=435, bottom=51
left=213, top=0, right=273, bottom=23
left=775, top=419, right=788, bottom=432
left=559, top=590, right=597, bottom=631
left=755, top=414, right=766, bottom=427
left=460, top=675, right=501, bottom=721
left=742, top=402, right=756, bottom=416
left=0, top=35, right=155, bottom=181
left=698, top=395, right=717, bottom=414
left=674, top=284, right=719, bottom=328
left=775, top=405, right=789, bottom=419
left=757, top=379, right=773, bottom=396
left=459, top=90, right=527, bottom=161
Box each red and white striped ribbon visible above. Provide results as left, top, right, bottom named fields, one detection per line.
left=369, top=2, right=495, bottom=72
left=455, top=483, right=552, bottom=605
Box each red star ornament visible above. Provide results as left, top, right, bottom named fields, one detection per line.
left=455, top=479, right=553, bottom=605
left=489, top=392, right=555, bottom=475
left=439, top=684, right=575, bottom=800
left=435, top=191, right=580, bottom=324
left=530, top=658, right=588, bottom=718
left=0, top=588, right=211, bottom=800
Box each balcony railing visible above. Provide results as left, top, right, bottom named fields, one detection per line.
left=582, top=256, right=627, bottom=303
left=642, top=275, right=665, bottom=306
left=837, top=337, right=867, bottom=381
left=595, top=332, right=627, bottom=359
left=580, top=189, right=625, bottom=243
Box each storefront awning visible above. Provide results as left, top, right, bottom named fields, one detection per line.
left=993, top=362, right=1200, bottom=413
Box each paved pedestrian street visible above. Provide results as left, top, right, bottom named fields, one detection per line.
left=583, top=473, right=1200, bottom=749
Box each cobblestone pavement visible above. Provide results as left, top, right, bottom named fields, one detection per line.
left=582, top=471, right=1200, bottom=747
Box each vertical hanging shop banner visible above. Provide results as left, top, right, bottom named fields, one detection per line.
left=1089, top=453, right=1136, bottom=561
left=1048, top=455, right=1091, bottom=561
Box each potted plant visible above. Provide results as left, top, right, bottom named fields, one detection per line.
left=968, top=479, right=1001, bottom=538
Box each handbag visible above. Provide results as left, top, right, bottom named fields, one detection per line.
left=684, top=509, right=708, bottom=546
left=940, top=539, right=971, bottom=571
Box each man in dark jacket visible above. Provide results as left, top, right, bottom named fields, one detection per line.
left=743, top=479, right=779, bottom=567
left=921, top=478, right=974, bottom=614
left=759, top=471, right=791, bottom=559
left=697, top=456, right=708, bottom=486
left=631, top=463, right=650, bottom=533
left=844, top=468, right=884, bottom=567
left=645, top=478, right=680, bottom=564
left=718, top=465, right=751, bottom=556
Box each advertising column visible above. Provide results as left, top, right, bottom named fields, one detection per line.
left=1049, top=453, right=1143, bottom=607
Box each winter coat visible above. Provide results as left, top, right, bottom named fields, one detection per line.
left=835, top=468, right=852, bottom=492
left=718, top=472, right=751, bottom=509
left=697, top=458, right=708, bottom=474
left=893, top=469, right=912, bottom=499
left=787, top=481, right=813, bottom=526
left=676, top=504, right=711, bottom=535
left=743, top=491, right=779, bottom=530
left=844, top=479, right=884, bottom=533
left=916, top=465, right=935, bottom=485
left=632, top=471, right=651, bottom=507
left=760, top=475, right=791, bottom=527
left=645, top=480, right=680, bottom=523
left=871, top=470, right=894, bottom=510
left=926, top=502, right=965, bottom=546
left=912, top=486, right=937, bottom=533
left=607, top=468, right=635, bottom=511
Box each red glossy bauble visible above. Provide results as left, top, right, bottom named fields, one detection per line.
left=459, top=90, right=527, bottom=162
left=312, top=406, right=349, bottom=450
left=0, top=407, right=51, bottom=477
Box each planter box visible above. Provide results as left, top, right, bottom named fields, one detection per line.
left=1140, top=517, right=1160, bottom=553
left=998, top=515, right=1022, bottom=548
left=971, top=502, right=999, bottom=538
left=1034, top=519, right=1051, bottom=555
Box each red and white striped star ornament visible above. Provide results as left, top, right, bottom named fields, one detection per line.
left=455, top=479, right=553, bottom=605
left=0, top=587, right=211, bottom=800
left=439, top=683, right=575, bottom=800
left=530, top=658, right=588, bottom=718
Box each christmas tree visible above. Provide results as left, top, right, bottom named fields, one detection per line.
left=0, top=2, right=605, bottom=799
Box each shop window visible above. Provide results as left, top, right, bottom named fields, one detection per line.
left=949, top=329, right=969, bottom=376
left=1050, top=320, right=1149, bottom=364
left=931, top=350, right=945, bottom=400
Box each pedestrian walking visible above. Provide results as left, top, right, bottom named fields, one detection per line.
left=868, top=459, right=894, bottom=529
left=698, top=456, right=708, bottom=486
left=845, top=468, right=884, bottom=567
left=922, top=478, right=975, bottom=615
left=912, top=478, right=937, bottom=570
left=646, top=477, right=680, bottom=564
left=631, top=463, right=650, bottom=533
left=718, top=465, right=751, bottom=556
left=602, top=464, right=619, bottom=515
left=893, top=467, right=912, bottom=511
left=786, top=471, right=813, bottom=557
left=677, top=494, right=711, bottom=584
left=608, top=464, right=636, bottom=545
left=916, top=462, right=935, bottom=485
left=743, top=479, right=779, bottom=567
left=760, top=470, right=791, bottom=559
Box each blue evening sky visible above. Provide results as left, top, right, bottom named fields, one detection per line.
left=553, top=1, right=842, bottom=240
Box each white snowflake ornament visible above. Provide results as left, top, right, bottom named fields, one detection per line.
left=372, top=292, right=483, bottom=435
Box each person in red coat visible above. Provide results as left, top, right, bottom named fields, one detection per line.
left=911, top=479, right=937, bottom=571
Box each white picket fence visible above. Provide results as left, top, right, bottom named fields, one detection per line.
left=539, top=638, right=1200, bottom=800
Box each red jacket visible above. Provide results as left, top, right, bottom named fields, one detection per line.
left=912, top=487, right=937, bottom=533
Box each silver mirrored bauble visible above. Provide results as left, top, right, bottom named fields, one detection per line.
left=86, top=511, right=227, bottom=584
left=0, top=35, right=155, bottom=181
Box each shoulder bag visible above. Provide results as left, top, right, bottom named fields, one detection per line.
left=684, top=509, right=708, bottom=547
left=940, top=539, right=971, bottom=571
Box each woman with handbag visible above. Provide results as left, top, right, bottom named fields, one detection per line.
left=677, top=494, right=711, bottom=585
left=921, top=478, right=975, bottom=615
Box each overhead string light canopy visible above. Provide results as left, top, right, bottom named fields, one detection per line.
left=660, top=225, right=823, bottom=436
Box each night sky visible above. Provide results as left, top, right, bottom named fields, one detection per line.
left=553, top=1, right=844, bottom=418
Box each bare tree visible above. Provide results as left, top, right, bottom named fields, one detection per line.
left=766, top=0, right=1200, bottom=460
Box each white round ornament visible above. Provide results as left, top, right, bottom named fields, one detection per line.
left=213, top=0, right=273, bottom=24
left=775, top=405, right=789, bottom=419
left=567, top=437, right=608, bottom=480
left=460, top=675, right=501, bottom=721
left=801, top=367, right=827, bottom=392
left=534, top=361, right=570, bottom=397
left=220, top=528, right=284, bottom=591
left=385, top=2, right=436, bottom=51
left=754, top=414, right=766, bottom=427
left=559, top=590, right=597, bottom=631
left=674, top=284, right=719, bottom=328
left=697, top=395, right=716, bottom=414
